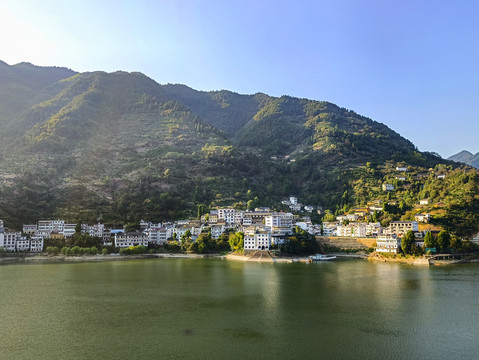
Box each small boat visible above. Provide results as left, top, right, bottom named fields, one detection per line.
left=309, top=254, right=337, bottom=261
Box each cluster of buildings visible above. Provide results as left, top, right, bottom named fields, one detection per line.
left=0, top=208, right=302, bottom=253
left=0, top=190, right=439, bottom=255
left=0, top=220, right=44, bottom=253
left=281, top=196, right=315, bottom=213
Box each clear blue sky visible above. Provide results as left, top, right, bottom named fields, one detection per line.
left=1, top=0, right=478, bottom=157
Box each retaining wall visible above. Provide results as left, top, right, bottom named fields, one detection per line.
left=316, top=236, right=376, bottom=250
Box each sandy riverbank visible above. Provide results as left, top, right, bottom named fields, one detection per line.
left=0, top=253, right=222, bottom=265
left=225, top=254, right=298, bottom=263
left=368, top=252, right=479, bottom=266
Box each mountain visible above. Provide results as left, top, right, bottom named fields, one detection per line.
left=1, top=60, right=478, bottom=237
left=448, top=150, right=479, bottom=168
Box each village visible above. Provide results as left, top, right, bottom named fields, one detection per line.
left=0, top=191, right=443, bottom=256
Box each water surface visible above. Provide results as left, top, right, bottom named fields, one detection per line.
left=0, top=258, right=478, bottom=359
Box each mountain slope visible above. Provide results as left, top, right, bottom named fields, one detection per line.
left=448, top=150, right=479, bottom=168
left=0, top=61, right=469, bottom=235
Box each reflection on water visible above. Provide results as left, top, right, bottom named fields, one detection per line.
left=0, top=259, right=478, bottom=360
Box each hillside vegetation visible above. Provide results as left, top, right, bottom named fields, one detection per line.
left=0, top=61, right=477, bottom=237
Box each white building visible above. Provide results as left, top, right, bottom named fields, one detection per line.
left=234, top=211, right=244, bottom=225
left=295, top=221, right=313, bottom=234
left=419, top=199, right=430, bottom=205
left=16, top=237, right=30, bottom=252
left=386, top=221, right=419, bottom=236
left=30, top=237, right=44, bottom=252
left=382, top=184, right=395, bottom=191
left=242, top=216, right=252, bottom=226
left=82, top=223, right=105, bottom=238
left=375, top=235, right=401, bottom=254
left=148, top=227, right=169, bottom=245
left=2, top=232, right=21, bottom=252
left=36, top=219, right=65, bottom=235
left=396, top=167, right=408, bottom=172
left=114, top=232, right=148, bottom=248
left=217, top=208, right=235, bottom=224
left=243, top=227, right=271, bottom=251
left=322, top=223, right=338, bottom=236
left=289, top=204, right=302, bottom=212
left=210, top=225, right=225, bottom=239
left=265, top=212, right=293, bottom=235
left=414, top=213, right=430, bottom=223
left=23, top=224, right=37, bottom=235
left=336, top=224, right=367, bottom=238
left=366, top=222, right=382, bottom=237
left=346, top=214, right=359, bottom=222
left=63, top=224, right=77, bottom=238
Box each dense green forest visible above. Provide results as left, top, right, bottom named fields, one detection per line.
left=0, top=61, right=477, bottom=238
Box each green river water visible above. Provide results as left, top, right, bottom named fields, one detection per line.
left=0, top=258, right=478, bottom=359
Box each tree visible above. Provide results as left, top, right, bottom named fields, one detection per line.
left=280, top=227, right=319, bottom=255
left=229, top=232, right=244, bottom=252
left=437, top=230, right=451, bottom=252
left=75, top=221, right=82, bottom=233
left=423, top=232, right=436, bottom=249
left=197, top=204, right=206, bottom=219
left=401, top=230, right=416, bottom=255
left=181, top=230, right=192, bottom=251
left=322, top=210, right=336, bottom=222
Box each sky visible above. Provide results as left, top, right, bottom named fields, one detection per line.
left=1, top=0, right=478, bottom=157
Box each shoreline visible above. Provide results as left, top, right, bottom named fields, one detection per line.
left=368, top=253, right=479, bottom=266
left=0, top=253, right=223, bottom=265
left=1, top=252, right=478, bottom=266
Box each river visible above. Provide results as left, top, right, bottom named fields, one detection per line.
left=0, top=258, right=478, bottom=359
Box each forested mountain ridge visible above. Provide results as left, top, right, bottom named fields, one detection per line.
left=0, top=61, right=476, bottom=237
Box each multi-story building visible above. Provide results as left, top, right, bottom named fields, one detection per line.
left=218, top=208, right=235, bottom=224
left=386, top=221, right=419, bottom=237
left=243, top=227, right=271, bottom=251
left=336, top=224, right=367, bottom=238
left=16, top=237, right=30, bottom=252
left=37, top=220, right=52, bottom=233
left=81, top=223, right=105, bottom=238
left=366, top=222, right=382, bottom=237
left=244, top=211, right=270, bottom=226
left=3, top=232, right=21, bottom=252
left=147, top=227, right=169, bottom=245
left=37, top=219, right=65, bottom=235
left=322, top=222, right=338, bottom=236
left=63, top=224, right=77, bottom=238
left=30, top=237, right=44, bottom=252
left=375, top=235, right=401, bottom=254
left=210, top=225, right=225, bottom=239
left=265, top=212, right=293, bottom=235
left=234, top=211, right=244, bottom=225
left=114, top=232, right=148, bottom=248
left=23, top=224, right=37, bottom=235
